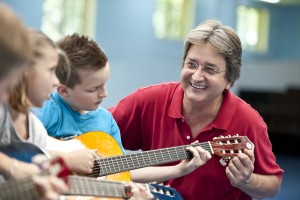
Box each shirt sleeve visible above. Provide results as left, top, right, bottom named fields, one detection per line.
left=28, top=112, right=48, bottom=150
left=252, top=122, right=284, bottom=178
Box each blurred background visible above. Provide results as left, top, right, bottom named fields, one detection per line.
left=4, top=0, right=300, bottom=199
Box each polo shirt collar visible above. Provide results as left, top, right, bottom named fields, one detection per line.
left=168, top=83, right=184, bottom=119
left=213, top=90, right=238, bottom=130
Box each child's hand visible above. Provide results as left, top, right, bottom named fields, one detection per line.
left=126, top=181, right=154, bottom=200
left=64, top=149, right=98, bottom=174
left=8, top=159, right=41, bottom=179
left=33, top=175, right=69, bottom=200
left=177, top=140, right=211, bottom=175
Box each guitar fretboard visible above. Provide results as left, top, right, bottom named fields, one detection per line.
left=91, top=142, right=212, bottom=177
left=68, top=176, right=129, bottom=198
left=0, top=177, right=40, bottom=200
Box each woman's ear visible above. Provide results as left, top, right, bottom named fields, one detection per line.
left=225, top=81, right=233, bottom=90
left=57, top=84, right=69, bottom=97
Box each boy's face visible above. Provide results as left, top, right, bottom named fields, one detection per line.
left=63, top=63, right=110, bottom=113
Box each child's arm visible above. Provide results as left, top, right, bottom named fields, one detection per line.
left=0, top=152, right=40, bottom=179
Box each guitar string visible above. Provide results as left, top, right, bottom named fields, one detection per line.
left=1, top=177, right=39, bottom=199
left=90, top=143, right=212, bottom=172
left=88, top=143, right=213, bottom=177
left=68, top=176, right=128, bottom=197
left=68, top=176, right=168, bottom=198
left=88, top=140, right=243, bottom=177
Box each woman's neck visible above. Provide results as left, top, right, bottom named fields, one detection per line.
left=8, top=106, right=29, bottom=140
left=183, top=94, right=224, bottom=121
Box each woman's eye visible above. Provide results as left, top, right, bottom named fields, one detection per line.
left=187, top=62, right=198, bottom=69
left=203, top=66, right=217, bottom=74
left=49, top=67, right=56, bottom=72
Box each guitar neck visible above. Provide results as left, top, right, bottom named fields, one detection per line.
left=0, top=177, right=40, bottom=200
left=67, top=176, right=183, bottom=200
left=67, top=176, right=130, bottom=199
left=92, top=142, right=212, bottom=177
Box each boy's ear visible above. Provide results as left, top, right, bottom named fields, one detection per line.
left=57, top=84, right=69, bottom=97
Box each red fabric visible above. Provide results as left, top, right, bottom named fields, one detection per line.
left=109, top=82, right=284, bottom=200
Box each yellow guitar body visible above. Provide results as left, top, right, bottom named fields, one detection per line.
left=62, top=131, right=130, bottom=200
left=74, top=131, right=131, bottom=182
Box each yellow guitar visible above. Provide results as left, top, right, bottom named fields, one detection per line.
left=55, top=132, right=253, bottom=183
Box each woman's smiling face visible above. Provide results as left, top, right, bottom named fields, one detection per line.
left=180, top=43, right=231, bottom=106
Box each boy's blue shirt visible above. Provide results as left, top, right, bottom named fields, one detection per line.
left=33, top=92, right=126, bottom=153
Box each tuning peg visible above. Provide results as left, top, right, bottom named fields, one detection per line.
left=246, top=142, right=253, bottom=150
left=219, top=158, right=227, bottom=166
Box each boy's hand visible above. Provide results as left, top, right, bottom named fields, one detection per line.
left=127, top=181, right=154, bottom=200
left=64, top=149, right=98, bottom=174
left=177, top=140, right=212, bottom=175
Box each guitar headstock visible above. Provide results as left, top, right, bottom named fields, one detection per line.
left=211, top=135, right=254, bottom=166
left=148, top=183, right=183, bottom=200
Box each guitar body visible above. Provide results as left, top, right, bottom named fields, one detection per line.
left=67, top=132, right=130, bottom=200
left=0, top=142, right=46, bottom=163
left=73, top=131, right=131, bottom=182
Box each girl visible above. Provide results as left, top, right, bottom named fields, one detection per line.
left=7, top=29, right=97, bottom=174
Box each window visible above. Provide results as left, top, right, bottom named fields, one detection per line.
left=153, top=0, right=195, bottom=40
left=236, top=5, right=269, bottom=53
left=41, top=0, right=97, bottom=41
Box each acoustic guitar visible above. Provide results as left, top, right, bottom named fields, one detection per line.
left=67, top=132, right=254, bottom=182
left=0, top=153, right=69, bottom=200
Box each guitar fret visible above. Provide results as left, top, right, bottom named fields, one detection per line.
left=69, top=176, right=128, bottom=198
left=67, top=175, right=183, bottom=199
left=128, top=154, right=135, bottom=170
left=0, top=177, right=40, bottom=200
